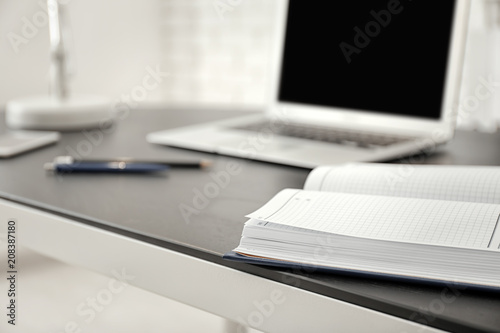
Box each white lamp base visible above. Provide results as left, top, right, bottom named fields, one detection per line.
left=6, top=95, right=113, bottom=131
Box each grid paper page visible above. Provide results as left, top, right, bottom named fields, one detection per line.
left=247, top=189, right=500, bottom=249
left=304, top=164, right=500, bottom=204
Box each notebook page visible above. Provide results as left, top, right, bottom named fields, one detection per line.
left=304, top=164, right=500, bottom=204
left=247, top=189, right=500, bottom=249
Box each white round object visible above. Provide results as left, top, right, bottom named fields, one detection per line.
left=6, top=95, right=113, bottom=131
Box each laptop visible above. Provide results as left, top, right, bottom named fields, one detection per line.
left=147, top=0, right=470, bottom=168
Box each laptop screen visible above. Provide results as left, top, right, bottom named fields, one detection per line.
left=278, top=0, right=456, bottom=120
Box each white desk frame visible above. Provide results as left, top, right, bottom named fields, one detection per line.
left=1, top=198, right=444, bottom=333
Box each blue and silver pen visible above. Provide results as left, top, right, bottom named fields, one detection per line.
left=44, top=156, right=169, bottom=173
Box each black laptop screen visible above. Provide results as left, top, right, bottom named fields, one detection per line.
left=278, top=0, right=457, bottom=120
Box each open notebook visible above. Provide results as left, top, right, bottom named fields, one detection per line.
left=224, top=163, right=500, bottom=290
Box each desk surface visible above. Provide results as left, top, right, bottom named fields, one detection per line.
left=1, top=108, right=499, bottom=333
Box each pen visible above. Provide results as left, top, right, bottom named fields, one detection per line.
left=44, top=160, right=170, bottom=173
left=75, top=158, right=212, bottom=168
left=44, top=156, right=212, bottom=173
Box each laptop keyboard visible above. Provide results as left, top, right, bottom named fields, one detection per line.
left=232, top=121, right=412, bottom=148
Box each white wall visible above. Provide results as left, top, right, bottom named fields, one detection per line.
left=458, top=0, right=500, bottom=131
left=158, top=0, right=276, bottom=106
left=0, top=0, right=162, bottom=106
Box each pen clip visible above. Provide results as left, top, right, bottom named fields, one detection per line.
left=44, top=156, right=75, bottom=171
left=53, top=155, right=75, bottom=164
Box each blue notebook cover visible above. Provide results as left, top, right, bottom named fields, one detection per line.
left=222, top=251, right=500, bottom=292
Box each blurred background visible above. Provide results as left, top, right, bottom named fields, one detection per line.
left=1, top=0, right=500, bottom=131
left=1, top=0, right=500, bottom=332
left=0, top=0, right=276, bottom=109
